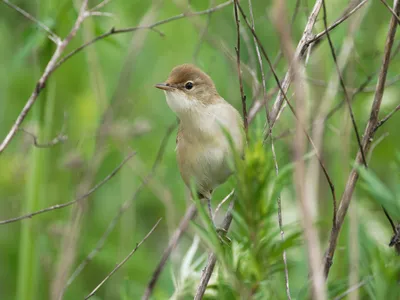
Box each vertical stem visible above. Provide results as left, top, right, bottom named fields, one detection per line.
left=16, top=25, right=57, bottom=299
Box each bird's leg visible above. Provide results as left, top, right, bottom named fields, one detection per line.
left=206, top=197, right=217, bottom=229
left=206, top=196, right=229, bottom=244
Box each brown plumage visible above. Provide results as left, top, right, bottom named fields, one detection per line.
left=155, top=64, right=245, bottom=221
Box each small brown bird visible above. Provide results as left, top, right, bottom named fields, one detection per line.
left=155, top=64, right=245, bottom=224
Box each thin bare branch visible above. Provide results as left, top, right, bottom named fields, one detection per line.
left=90, top=0, right=113, bottom=11
left=333, top=278, right=371, bottom=300
left=310, top=0, right=369, bottom=44
left=237, top=2, right=337, bottom=235
left=321, top=0, right=367, bottom=167
left=20, top=128, right=67, bottom=148
left=193, top=0, right=215, bottom=60
left=142, top=204, right=197, bottom=300
left=0, top=151, right=135, bottom=225
left=0, top=0, right=233, bottom=155
left=273, top=1, right=327, bottom=299
left=63, top=122, right=176, bottom=294
left=0, top=0, right=89, bottom=155
left=2, top=0, right=60, bottom=44
left=85, top=218, right=162, bottom=299
left=266, top=0, right=368, bottom=128
left=248, top=1, right=291, bottom=298
left=20, top=113, right=68, bottom=148
left=268, top=0, right=322, bottom=129
left=213, top=189, right=234, bottom=220
left=324, top=0, right=400, bottom=278
left=194, top=200, right=234, bottom=300
left=233, top=0, right=248, bottom=136
left=248, top=0, right=267, bottom=116
left=379, top=0, right=400, bottom=25
left=374, top=104, right=400, bottom=131
left=53, top=0, right=233, bottom=72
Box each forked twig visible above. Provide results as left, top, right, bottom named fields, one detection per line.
left=85, top=219, right=162, bottom=299
left=0, top=0, right=90, bottom=155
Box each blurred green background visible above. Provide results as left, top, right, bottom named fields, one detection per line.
left=0, top=0, right=399, bottom=299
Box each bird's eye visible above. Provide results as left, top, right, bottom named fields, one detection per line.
left=185, top=81, right=193, bottom=90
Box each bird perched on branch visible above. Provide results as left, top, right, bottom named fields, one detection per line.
left=155, top=64, right=245, bottom=226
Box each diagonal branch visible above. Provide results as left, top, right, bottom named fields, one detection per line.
left=268, top=0, right=322, bottom=129
left=0, top=151, right=135, bottom=225
left=379, top=0, right=400, bottom=25
left=62, top=122, right=176, bottom=296
left=85, top=218, right=162, bottom=299
left=0, top=0, right=89, bottom=155
left=2, top=0, right=61, bottom=44
left=236, top=2, right=337, bottom=235
left=309, top=0, right=369, bottom=45
left=321, top=0, right=367, bottom=167
left=374, top=103, right=400, bottom=131
left=324, top=0, right=400, bottom=278
left=53, top=0, right=234, bottom=72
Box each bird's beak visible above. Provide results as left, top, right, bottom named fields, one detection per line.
left=154, top=83, right=174, bottom=91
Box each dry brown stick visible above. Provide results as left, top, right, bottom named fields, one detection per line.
left=321, top=0, right=368, bottom=167
left=85, top=218, right=162, bottom=299
left=237, top=2, right=337, bottom=231
left=379, top=0, right=400, bottom=25
left=324, top=0, right=400, bottom=278
left=273, top=1, right=327, bottom=299
left=0, top=151, right=135, bottom=225
left=233, top=0, right=248, bottom=136
left=194, top=200, right=234, bottom=300
left=1, top=0, right=60, bottom=43
left=142, top=204, right=197, bottom=300
left=0, top=0, right=89, bottom=155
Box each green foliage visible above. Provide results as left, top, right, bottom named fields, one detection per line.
left=0, top=0, right=400, bottom=299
